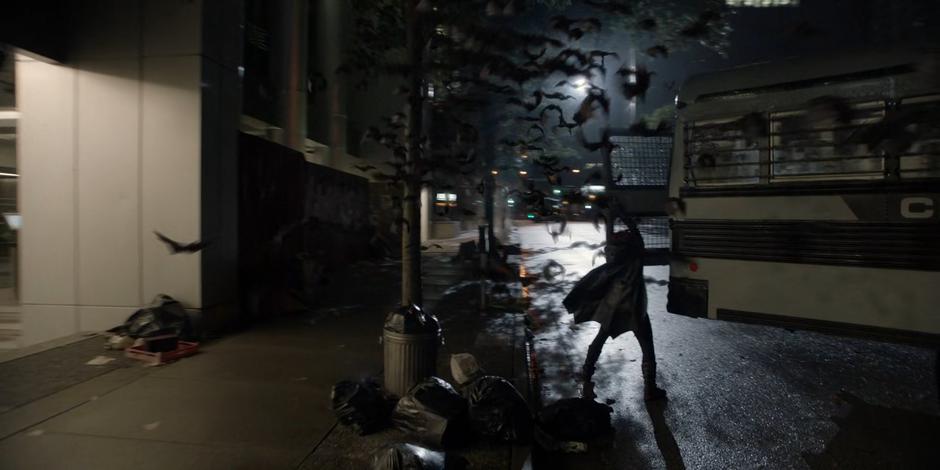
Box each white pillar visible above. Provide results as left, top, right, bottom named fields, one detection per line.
left=420, top=186, right=430, bottom=242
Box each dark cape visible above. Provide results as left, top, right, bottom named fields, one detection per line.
left=562, top=235, right=647, bottom=339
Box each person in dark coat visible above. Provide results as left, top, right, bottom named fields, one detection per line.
left=563, top=219, right=666, bottom=401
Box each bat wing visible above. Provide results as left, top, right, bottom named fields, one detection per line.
left=154, top=231, right=182, bottom=253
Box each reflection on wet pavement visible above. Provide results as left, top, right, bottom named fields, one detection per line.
left=518, top=222, right=939, bottom=469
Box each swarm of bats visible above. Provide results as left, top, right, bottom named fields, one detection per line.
left=339, top=1, right=740, bottom=222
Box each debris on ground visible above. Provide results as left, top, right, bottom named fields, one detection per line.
left=105, top=334, right=135, bottom=350
left=534, top=397, right=613, bottom=452
left=124, top=340, right=200, bottom=366
left=391, top=376, right=469, bottom=448
left=109, top=294, right=200, bottom=341
left=85, top=356, right=116, bottom=366
left=143, top=331, right=179, bottom=352
left=464, top=375, right=533, bottom=443
left=142, top=421, right=161, bottom=431
left=331, top=379, right=391, bottom=435
left=450, top=353, right=483, bottom=386
left=541, top=260, right=566, bottom=281
left=371, top=443, right=446, bottom=470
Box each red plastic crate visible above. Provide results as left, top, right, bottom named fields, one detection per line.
left=125, top=340, right=200, bottom=365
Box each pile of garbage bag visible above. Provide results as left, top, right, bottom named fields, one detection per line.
left=392, top=377, right=469, bottom=448
left=533, top=397, right=613, bottom=452
left=463, top=375, right=532, bottom=443
left=331, top=379, right=390, bottom=435
left=371, top=443, right=446, bottom=470
left=332, top=353, right=533, bottom=466
left=109, top=294, right=200, bottom=341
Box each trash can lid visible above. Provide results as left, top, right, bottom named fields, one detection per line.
left=384, top=304, right=441, bottom=335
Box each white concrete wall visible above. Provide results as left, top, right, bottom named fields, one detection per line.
left=16, top=0, right=239, bottom=346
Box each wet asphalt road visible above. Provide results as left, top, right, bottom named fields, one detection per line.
left=518, top=222, right=939, bottom=469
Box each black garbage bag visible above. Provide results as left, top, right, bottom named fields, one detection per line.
left=384, top=305, right=441, bottom=335
left=392, top=377, right=469, bottom=447
left=537, top=398, right=613, bottom=442
left=110, top=294, right=198, bottom=341
left=457, top=241, right=477, bottom=260
left=331, top=379, right=389, bottom=435
left=463, top=375, right=532, bottom=443
left=371, top=443, right=446, bottom=470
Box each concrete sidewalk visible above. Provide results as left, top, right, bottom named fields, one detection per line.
left=0, top=251, right=531, bottom=469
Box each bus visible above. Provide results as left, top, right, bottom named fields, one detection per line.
left=665, top=48, right=940, bottom=344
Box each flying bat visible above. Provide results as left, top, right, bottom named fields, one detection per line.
left=584, top=0, right=634, bottom=15
left=154, top=231, right=209, bottom=254
left=637, top=18, right=657, bottom=31
left=645, top=45, right=669, bottom=58
left=617, top=65, right=654, bottom=100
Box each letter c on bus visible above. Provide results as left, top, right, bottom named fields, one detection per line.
left=900, top=197, right=934, bottom=219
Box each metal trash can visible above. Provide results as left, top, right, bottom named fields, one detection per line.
left=383, top=305, right=441, bottom=397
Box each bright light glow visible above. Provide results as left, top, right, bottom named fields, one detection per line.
left=519, top=170, right=528, bottom=176
left=588, top=194, right=596, bottom=200
left=3, top=213, right=21, bottom=230
left=526, top=213, right=536, bottom=219
left=552, top=189, right=562, bottom=195
left=571, top=169, right=581, bottom=173
left=507, top=198, right=515, bottom=205
left=521, top=154, right=528, bottom=159
left=0, top=173, right=18, bottom=178
left=491, top=170, right=499, bottom=175
left=587, top=185, right=606, bottom=193
left=447, top=193, right=457, bottom=202
left=584, top=204, right=593, bottom=209
left=435, top=193, right=447, bottom=201
left=573, top=77, right=588, bottom=89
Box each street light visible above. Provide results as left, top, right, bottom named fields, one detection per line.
left=571, top=168, right=581, bottom=173
left=491, top=170, right=498, bottom=175
left=519, top=170, right=528, bottom=176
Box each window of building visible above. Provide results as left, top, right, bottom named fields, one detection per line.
left=0, top=49, right=18, bottom=305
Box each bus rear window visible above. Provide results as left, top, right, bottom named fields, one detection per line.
left=683, top=95, right=940, bottom=187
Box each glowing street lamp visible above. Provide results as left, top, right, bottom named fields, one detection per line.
left=519, top=170, right=528, bottom=176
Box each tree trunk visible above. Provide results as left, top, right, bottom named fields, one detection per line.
left=401, top=0, right=424, bottom=307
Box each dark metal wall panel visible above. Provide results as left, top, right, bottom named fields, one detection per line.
left=667, top=277, right=709, bottom=318
left=672, top=219, right=940, bottom=270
